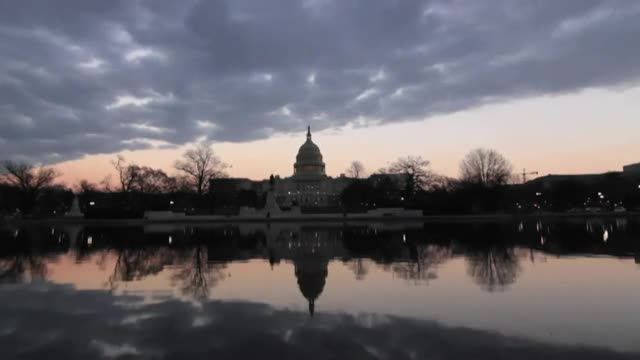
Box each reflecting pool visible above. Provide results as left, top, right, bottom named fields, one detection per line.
left=1, top=219, right=639, bottom=359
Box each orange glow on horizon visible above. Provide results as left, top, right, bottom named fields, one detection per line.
left=52, top=86, right=640, bottom=187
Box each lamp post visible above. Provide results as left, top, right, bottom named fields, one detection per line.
left=534, top=192, right=542, bottom=211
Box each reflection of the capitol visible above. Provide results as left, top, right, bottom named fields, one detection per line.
left=1, top=219, right=639, bottom=314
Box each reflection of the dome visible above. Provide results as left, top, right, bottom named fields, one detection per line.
left=1, top=219, right=639, bottom=299
left=268, top=226, right=341, bottom=315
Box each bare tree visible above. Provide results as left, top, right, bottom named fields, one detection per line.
left=174, top=142, right=228, bottom=195
left=99, top=175, right=113, bottom=192
left=388, top=156, right=436, bottom=193
left=459, top=148, right=513, bottom=187
left=111, top=155, right=140, bottom=193
left=466, top=245, right=521, bottom=292
left=345, top=160, right=366, bottom=179
left=132, top=167, right=171, bottom=194
left=0, top=254, right=48, bottom=284
left=76, top=179, right=97, bottom=194
left=346, top=258, right=370, bottom=280
left=1, top=161, right=61, bottom=211
left=162, top=175, right=192, bottom=193
left=389, top=244, right=451, bottom=285
left=108, top=247, right=174, bottom=290
left=171, top=245, right=227, bottom=301
left=1, top=161, right=60, bottom=191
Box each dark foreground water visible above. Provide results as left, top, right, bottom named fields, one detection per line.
left=1, top=218, right=639, bottom=359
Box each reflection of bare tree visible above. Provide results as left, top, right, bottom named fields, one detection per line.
left=467, top=246, right=521, bottom=292
left=389, top=245, right=451, bottom=284
left=0, top=255, right=48, bottom=283
left=171, top=245, right=227, bottom=301
left=0, top=227, right=59, bottom=284
left=346, top=258, right=370, bottom=280
left=107, top=247, right=174, bottom=290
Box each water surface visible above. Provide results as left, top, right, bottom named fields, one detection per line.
left=1, top=219, right=639, bottom=359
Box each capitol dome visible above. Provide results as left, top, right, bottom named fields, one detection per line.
left=294, top=126, right=326, bottom=178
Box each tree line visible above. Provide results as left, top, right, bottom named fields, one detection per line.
left=342, top=149, right=640, bottom=214
left=0, top=142, right=228, bottom=216
left=341, top=148, right=516, bottom=213
left=2, top=144, right=638, bottom=217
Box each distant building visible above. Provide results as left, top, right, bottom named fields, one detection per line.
left=210, top=127, right=351, bottom=208
left=210, top=178, right=255, bottom=193
left=623, top=162, right=640, bottom=174
left=209, top=127, right=414, bottom=209
left=528, top=162, right=640, bottom=190
left=210, top=177, right=260, bottom=208
left=527, top=173, right=615, bottom=190
left=272, top=126, right=351, bottom=207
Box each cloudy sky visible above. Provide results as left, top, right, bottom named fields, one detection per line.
left=1, top=0, right=640, bottom=183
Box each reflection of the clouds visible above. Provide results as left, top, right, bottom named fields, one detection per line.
left=0, top=283, right=635, bottom=360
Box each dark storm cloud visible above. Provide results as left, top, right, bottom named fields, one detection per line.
left=0, top=283, right=637, bottom=359
left=1, top=0, right=640, bottom=162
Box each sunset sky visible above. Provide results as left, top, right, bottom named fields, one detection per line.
left=2, top=1, right=639, bottom=185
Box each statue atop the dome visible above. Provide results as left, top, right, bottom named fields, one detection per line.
left=307, top=125, right=311, bottom=141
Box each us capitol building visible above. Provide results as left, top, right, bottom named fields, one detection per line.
left=211, top=126, right=351, bottom=208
